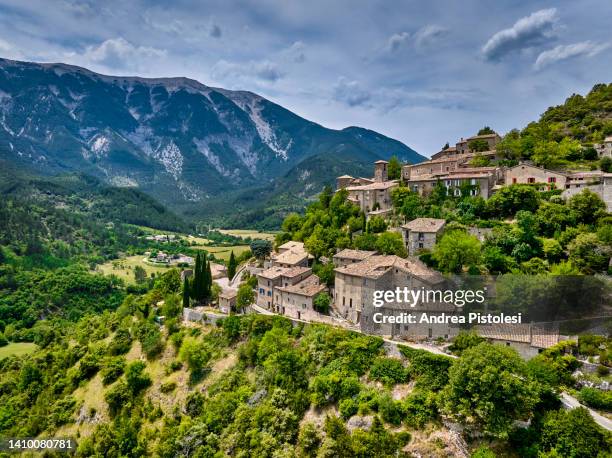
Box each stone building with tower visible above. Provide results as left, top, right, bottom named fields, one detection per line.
left=335, top=160, right=399, bottom=218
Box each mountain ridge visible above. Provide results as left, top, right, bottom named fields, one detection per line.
left=0, top=57, right=424, bottom=227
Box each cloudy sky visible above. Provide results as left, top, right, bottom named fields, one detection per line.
left=0, top=0, right=610, bottom=155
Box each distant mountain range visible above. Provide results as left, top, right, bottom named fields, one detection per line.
left=0, top=58, right=424, bottom=228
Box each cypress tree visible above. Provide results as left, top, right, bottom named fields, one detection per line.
left=227, top=251, right=237, bottom=280
left=182, top=276, right=190, bottom=309
left=203, top=257, right=211, bottom=300
left=192, top=253, right=201, bottom=300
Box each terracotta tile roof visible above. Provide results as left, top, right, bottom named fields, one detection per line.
left=476, top=324, right=561, bottom=348
left=278, top=241, right=305, bottom=251
left=280, top=266, right=311, bottom=278
left=259, top=266, right=289, bottom=280
left=335, top=255, right=444, bottom=284
left=259, top=265, right=310, bottom=280
left=274, top=249, right=310, bottom=266
left=334, top=249, right=377, bottom=261
left=466, top=133, right=499, bottom=140
left=277, top=275, right=326, bottom=297
left=402, top=218, right=446, bottom=233
left=219, top=289, right=237, bottom=299
left=405, top=157, right=459, bottom=166
left=345, top=180, right=398, bottom=191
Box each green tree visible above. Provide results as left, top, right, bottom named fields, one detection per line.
left=375, top=232, right=407, bottom=257
left=568, top=189, right=606, bottom=225
left=486, top=185, right=540, bottom=217
left=125, top=360, right=152, bottom=394
left=433, top=231, right=481, bottom=273
left=468, top=138, right=490, bottom=152
left=441, top=343, right=539, bottom=437
left=478, top=126, right=495, bottom=135
left=182, top=277, right=190, bottom=309
left=540, top=408, right=611, bottom=457
left=179, top=337, right=211, bottom=376
left=236, top=283, right=255, bottom=311
left=227, top=251, right=237, bottom=280
left=250, top=239, right=273, bottom=260
left=319, top=185, right=334, bottom=209
left=134, top=265, right=147, bottom=284
left=388, top=156, right=402, bottom=180
left=601, top=156, right=612, bottom=173
left=568, top=233, right=611, bottom=273
left=367, top=216, right=387, bottom=233
left=313, top=292, right=331, bottom=314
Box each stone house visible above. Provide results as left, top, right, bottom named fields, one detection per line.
left=400, top=218, right=446, bottom=254
left=455, top=133, right=501, bottom=155
left=275, top=275, right=327, bottom=321
left=404, top=169, right=498, bottom=199
left=256, top=266, right=311, bottom=310
left=271, top=241, right=312, bottom=268
left=337, top=161, right=398, bottom=217
left=476, top=323, right=566, bottom=359
left=333, top=255, right=451, bottom=337
left=333, top=249, right=377, bottom=268
left=504, top=164, right=568, bottom=189
left=218, top=289, right=237, bottom=314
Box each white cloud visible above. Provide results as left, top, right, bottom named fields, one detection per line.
left=482, top=8, right=559, bottom=61
left=386, top=31, right=410, bottom=52
left=333, top=77, right=371, bottom=107
left=286, top=41, right=306, bottom=63
left=414, top=25, right=447, bottom=50
left=212, top=59, right=285, bottom=83
left=385, top=25, right=447, bottom=53
left=534, top=41, right=609, bottom=70
left=83, top=37, right=166, bottom=69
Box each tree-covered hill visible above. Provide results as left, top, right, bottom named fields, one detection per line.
left=497, top=83, right=612, bottom=168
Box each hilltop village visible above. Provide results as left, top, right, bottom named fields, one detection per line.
left=181, top=129, right=612, bottom=358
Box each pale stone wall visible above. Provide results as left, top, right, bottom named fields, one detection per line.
left=334, top=271, right=365, bottom=323
left=257, top=276, right=279, bottom=309
left=407, top=231, right=437, bottom=254
left=505, top=165, right=568, bottom=188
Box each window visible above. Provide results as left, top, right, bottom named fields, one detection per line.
left=343, top=297, right=345, bottom=306
left=418, top=232, right=424, bottom=241
left=512, top=178, right=517, bottom=184
left=548, top=177, right=556, bottom=183
left=418, top=242, right=424, bottom=249
left=528, top=178, right=535, bottom=183
left=349, top=298, right=353, bottom=308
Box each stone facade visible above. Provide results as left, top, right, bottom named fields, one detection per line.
left=401, top=218, right=446, bottom=254
left=275, top=275, right=327, bottom=320
left=256, top=266, right=311, bottom=310
left=336, top=162, right=398, bottom=217
left=271, top=241, right=312, bottom=268
left=218, top=289, right=237, bottom=313
left=333, top=254, right=453, bottom=337
left=333, top=249, right=377, bottom=268
left=404, top=169, right=498, bottom=199
left=504, top=164, right=568, bottom=189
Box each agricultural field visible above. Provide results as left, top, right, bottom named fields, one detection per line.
left=0, top=342, right=37, bottom=359
left=217, top=228, right=278, bottom=241
left=191, top=244, right=251, bottom=261
left=96, top=255, right=173, bottom=284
